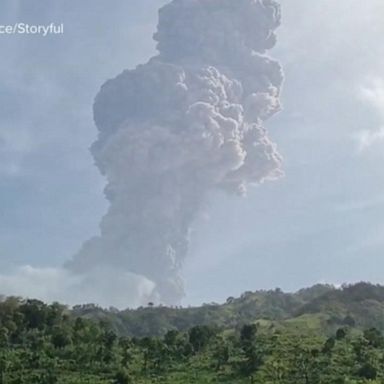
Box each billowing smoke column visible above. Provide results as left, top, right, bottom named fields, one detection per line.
left=68, top=0, right=283, bottom=305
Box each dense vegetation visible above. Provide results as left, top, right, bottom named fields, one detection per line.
left=1, top=282, right=384, bottom=383
left=73, top=282, right=384, bottom=337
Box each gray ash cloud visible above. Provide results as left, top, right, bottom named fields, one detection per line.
left=68, top=0, right=284, bottom=306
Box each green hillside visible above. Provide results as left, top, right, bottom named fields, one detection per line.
left=1, top=284, right=384, bottom=383
left=72, top=282, right=384, bottom=337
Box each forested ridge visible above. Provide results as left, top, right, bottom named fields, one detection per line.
left=73, top=282, right=384, bottom=337
left=1, top=282, right=384, bottom=383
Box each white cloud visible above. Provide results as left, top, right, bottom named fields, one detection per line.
left=355, top=127, right=384, bottom=152
left=360, top=78, right=384, bottom=118
left=0, top=265, right=156, bottom=309
left=354, top=78, right=384, bottom=151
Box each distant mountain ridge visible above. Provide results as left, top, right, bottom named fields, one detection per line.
left=70, top=282, right=384, bottom=337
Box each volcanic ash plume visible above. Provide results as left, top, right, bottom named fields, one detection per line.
left=68, top=0, right=284, bottom=306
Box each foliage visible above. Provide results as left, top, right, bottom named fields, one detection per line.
left=1, top=283, right=384, bottom=382
left=70, top=282, right=384, bottom=338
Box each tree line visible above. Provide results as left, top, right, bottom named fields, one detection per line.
left=1, top=296, right=384, bottom=383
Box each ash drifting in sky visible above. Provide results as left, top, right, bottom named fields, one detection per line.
left=68, top=0, right=284, bottom=306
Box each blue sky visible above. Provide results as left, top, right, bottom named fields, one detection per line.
left=0, top=0, right=384, bottom=306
